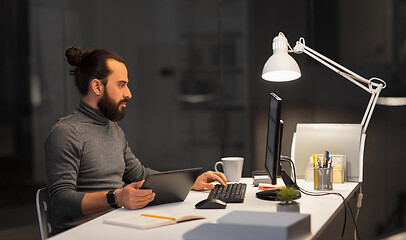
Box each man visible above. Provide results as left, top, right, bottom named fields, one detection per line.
left=45, top=47, right=227, bottom=235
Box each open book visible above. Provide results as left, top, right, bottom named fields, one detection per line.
left=103, top=210, right=205, bottom=230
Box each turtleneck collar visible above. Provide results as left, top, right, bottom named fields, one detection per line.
left=77, top=100, right=110, bottom=125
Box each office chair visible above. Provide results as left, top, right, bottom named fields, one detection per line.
left=36, top=187, right=52, bottom=240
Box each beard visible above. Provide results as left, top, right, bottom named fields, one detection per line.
left=97, top=89, right=128, bottom=122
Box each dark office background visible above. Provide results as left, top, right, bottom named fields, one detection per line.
left=1, top=0, right=405, bottom=239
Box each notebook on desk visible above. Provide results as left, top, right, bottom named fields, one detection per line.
left=141, top=167, right=202, bottom=205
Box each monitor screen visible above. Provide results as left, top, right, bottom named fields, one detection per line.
left=265, top=93, right=282, bottom=185
left=256, top=92, right=300, bottom=201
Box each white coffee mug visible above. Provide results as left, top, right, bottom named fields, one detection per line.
left=214, top=157, right=244, bottom=182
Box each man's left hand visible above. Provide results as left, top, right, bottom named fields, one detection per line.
left=192, top=171, right=227, bottom=190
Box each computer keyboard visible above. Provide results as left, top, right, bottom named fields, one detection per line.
left=207, top=183, right=247, bottom=203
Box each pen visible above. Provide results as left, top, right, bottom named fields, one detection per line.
left=322, top=151, right=326, bottom=167
left=312, top=154, right=318, bottom=168
left=141, top=214, right=175, bottom=221
left=316, top=155, right=322, bottom=168
left=325, top=151, right=330, bottom=168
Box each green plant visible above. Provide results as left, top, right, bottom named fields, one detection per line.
left=277, top=186, right=300, bottom=205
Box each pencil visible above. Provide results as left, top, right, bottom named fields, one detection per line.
left=141, top=214, right=175, bottom=221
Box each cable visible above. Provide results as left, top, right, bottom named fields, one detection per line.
left=280, top=156, right=297, bottom=183
left=281, top=156, right=362, bottom=239
left=300, top=187, right=347, bottom=238
left=299, top=187, right=362, bottom=240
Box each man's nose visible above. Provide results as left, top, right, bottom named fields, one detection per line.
left=125, top=86, right=132, bottom=99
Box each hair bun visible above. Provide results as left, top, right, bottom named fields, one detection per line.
left=65, top=47, right=83, bottom=67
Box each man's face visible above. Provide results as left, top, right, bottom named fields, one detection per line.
left=97, top=59, right=132, bottom=121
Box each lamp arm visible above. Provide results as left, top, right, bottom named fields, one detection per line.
left=361, top=85, right=382, bottom=134
left=293, top=39, right=386, bottom=134
left=294, top=41, right=373, bottom=92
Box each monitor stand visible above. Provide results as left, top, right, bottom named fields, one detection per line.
left=255, top=168, right=301, bottom=201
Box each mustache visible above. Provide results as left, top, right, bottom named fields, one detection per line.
left=119, top=98, right=130, bottom=104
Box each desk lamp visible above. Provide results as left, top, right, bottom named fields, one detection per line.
left=262, top=32, right=386, bottom=134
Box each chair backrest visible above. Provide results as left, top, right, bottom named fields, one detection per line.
left=36, top=187, right=52, bottom=240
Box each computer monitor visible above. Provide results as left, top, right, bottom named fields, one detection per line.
left=265, top=93, right=282, bottom=185
left=257, top=93, right=300, bottom=201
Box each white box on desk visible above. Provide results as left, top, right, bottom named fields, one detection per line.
left=183, top=210, right=311, bottom=240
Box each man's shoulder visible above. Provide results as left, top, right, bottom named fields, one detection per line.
left=49, top=113, right=80, bottom=135
left=45, top=113, right=82, bottom=148
left=55, top=112, right=81, bottom=127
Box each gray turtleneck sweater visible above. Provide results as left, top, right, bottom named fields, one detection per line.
left=45, top=101, right=157, bottom=235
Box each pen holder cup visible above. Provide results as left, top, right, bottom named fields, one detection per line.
left=314, top=168, right=333, bottom=191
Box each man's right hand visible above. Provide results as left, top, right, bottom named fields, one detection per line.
left=115, top=180, right=155, bottom=210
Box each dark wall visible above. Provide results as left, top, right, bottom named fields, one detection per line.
left=0, top=0, right=405, bottom=239
left=0, top=0, right=32, bottom=184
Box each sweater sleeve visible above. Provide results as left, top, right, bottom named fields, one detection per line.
left=45, top=122, right=85, bottom=217
left=122, top=140, right=158, bottom=183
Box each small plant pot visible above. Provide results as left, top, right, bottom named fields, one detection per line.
left=277, top=202, right=300, bottom=212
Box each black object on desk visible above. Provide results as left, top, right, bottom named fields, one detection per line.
left=256, top=189, right=301, bottom=201
left=207, top=183, right=247, bottom=203
left=195, top=198, right=227, bottom=209
left=141, top=167, right=202, bottom=206
left=256, top=189, right=280, bottom=201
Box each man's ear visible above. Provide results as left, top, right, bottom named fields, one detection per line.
left=91, top=79, right=104, bottom=96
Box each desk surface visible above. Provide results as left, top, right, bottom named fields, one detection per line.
left=49, top=178, right=359, bottom=240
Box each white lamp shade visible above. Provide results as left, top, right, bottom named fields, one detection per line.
left=262, top=33, right=301, bottom=82
left=262, top=53, right=301, bottom=81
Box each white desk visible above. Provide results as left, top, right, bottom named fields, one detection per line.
left=49, top=178, right=359, bottom=240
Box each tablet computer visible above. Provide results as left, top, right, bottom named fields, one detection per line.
left=141, top=167, right=202, bottom=206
